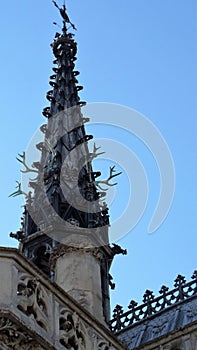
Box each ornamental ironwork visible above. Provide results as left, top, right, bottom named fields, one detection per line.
left=109, top=270, right=197, bottom=332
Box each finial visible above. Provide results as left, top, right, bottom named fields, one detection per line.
left=52, top=0, right=77, bottom=33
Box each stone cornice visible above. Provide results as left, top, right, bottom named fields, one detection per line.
left=50, top=244, right=104, bottom=271
left=19, top=225, right=109, bottom=250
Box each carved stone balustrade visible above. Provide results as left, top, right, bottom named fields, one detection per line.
left=0, top=247, right=125, bottom=350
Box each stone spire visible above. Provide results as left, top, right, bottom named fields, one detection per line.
left=9, top=1, right=122, bottom=324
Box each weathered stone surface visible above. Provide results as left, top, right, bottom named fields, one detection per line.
left=53, top=243, right=104, bottom=322
left=0, top=247, right=124, bottom=350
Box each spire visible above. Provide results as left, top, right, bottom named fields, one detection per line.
left=20, top=1, right=110, bottom=237
left=9, top=2, right=124, bottom=324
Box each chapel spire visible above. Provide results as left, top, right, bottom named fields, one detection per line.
left=9, top=2, right=123, bottom=324
left=21, top=1, right=110, bottom=236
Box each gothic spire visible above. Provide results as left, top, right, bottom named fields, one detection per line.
left=9, top=2, right=123, bottom=324
left=16, top=1, right=110, bottom=242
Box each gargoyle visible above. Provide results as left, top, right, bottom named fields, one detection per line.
left=111, top=243, right=127, bottom=256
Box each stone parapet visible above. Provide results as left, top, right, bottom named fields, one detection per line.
left=0, top=247, right=125, bottom=350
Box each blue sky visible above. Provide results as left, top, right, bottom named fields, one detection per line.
left=0, top=0, right=196, bottom=312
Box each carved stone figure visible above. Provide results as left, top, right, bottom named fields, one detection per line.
left=17, top=272, right=49, bottom=332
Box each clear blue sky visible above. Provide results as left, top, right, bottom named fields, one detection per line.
left=0, top=0, right=196, bottom=312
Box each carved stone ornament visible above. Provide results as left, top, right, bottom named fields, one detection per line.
left=61, top=160, right=79, bottom=183
left=0, top=317, right=45, bottom=350
left=59, top=308, right=116, bottom=350
left=59, top=308, right=87, bottom=349
left=50, top=244, right=104, bottom=271
left=92, top=332, right=116, bottom=350
left=66, top=217, right=80, bottom=227
left=152, top=317, right=168, bottom=335
left=186, top=306, right=197, bottom=320
left=17, top=272, right=49, bottom=332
